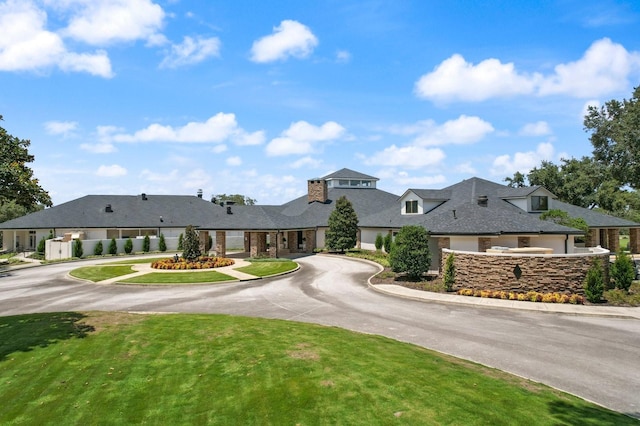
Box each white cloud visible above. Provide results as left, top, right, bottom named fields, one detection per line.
left=538, top=38, right=640, bottom=97
left=581, top=99, right=600, bottom=121
left=290, top=156, right=324, bottom=169
left=490, top=142, right=555, bottom=176
left=45, top=120, right=78, bottom=135
left=111, top=113, right=261, bottom=144
left=393, top=172, right=447, bottom=186
left=80, top=142, right=116, bottom=153
left=336, top=50, right=351, bottom=63
left=265, top=121, right=346, bottom=156
left=415, top=38, right=640, bottom=102
left=234, top=130, right=265, bottom=146
left=396, top=115, right=494, bottom=146
left=182, top=168, right=211, bottom=190
left=519, top=121, right=552, bottom=136
left=250, top=20, right=318, bottom=63
left=96, top=164, right=127, bottom=177
left=60, top=0, right=166, bottom=46
left=454, top=162, right=477, bottom=174
left=211, top=144, right=228, bottom=154
left=160, top=36, right=221, bottom=68
left=140, top=169, right=179, bottom=182
left=226, top=156, right=242, bottom=166
left=364, top=145, right=446, bottom=168
left=415, top=54, right=539, bottom=102
left=0, top=0, right=113, bottom=77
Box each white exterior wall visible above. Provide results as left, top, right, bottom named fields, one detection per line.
left=533, top=235, right=567, bottom=254
left=316, top=227, right=328, bottom=249
left=449, top=236, right=485, bottom=251
left=399, top=191, right=423, bottom=215
left=360, top=228, right=387, bottom=251
left=506, top=198, right=527, bottom=211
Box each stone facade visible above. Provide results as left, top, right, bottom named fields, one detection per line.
left=442, top=249, right=610, bottom=295
left=215, top=231, right=226, bottom=256
left=518, top=236, right=530, bottom=248
left=478, top=237, right=492, bottom=252
left=607, top=228, right=620, bottom=253
left=630, top=228, right=640, bottom=253
left=307, top=179, right=328, bottom=203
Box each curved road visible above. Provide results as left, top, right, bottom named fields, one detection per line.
left=1, top=255, right=639, bottom=418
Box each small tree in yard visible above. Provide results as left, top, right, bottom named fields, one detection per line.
left=124, top=238, right=133, bottom=254
left=108, top=238, right=117, bottom=255
left=389, top=225, right=431, bottom=281
left=182, top=225, right=201, bottom=261
left=37, top=237, right=46, bottom=255
left=584, top=258, right=605, bottom=303
left=610, top=250, right=635, bottom=291
left=178, top=233, right=184, bottom=251
left=375, top=233, right=384, bottom=251
left=442, top=252, right=456, bottom=291
left=325, top=196, right=359, bottom=253
left=93, top=240, right=103, bottom=256
left=73, top=239, right=83, bottom=258
left=383, top=233, right=393, bottom=253
left=159, top=233, right=167, bottom=252
left=143, top=235, right=150, bottom=253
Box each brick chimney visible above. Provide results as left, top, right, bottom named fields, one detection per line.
left=308, top=179, right=328, bottom=203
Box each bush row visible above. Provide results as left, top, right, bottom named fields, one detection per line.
left=456, top=288, right=585, bottom=304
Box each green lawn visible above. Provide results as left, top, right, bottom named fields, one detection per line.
left=69, top=265, right=136, bottom=282
left=236, top=259, right=298, bottom=277
left=121, top=270, right=235, bottom=284
left=0, top=312, right=634, bottom=425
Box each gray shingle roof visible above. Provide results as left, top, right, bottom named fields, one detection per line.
left=321, top=168, right=379, bottom=181
left=2, top=173, right=638, bottom=235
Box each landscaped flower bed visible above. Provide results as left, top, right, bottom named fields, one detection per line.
left=151, top=256, right=235, bottom=270
left=456, top=288, right=585, bottom=304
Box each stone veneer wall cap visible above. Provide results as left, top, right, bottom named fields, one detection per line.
left=442, top=247, right=610, bottom=257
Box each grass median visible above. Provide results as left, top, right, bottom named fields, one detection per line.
left=0, top=311, right=633, bottom=425
left=235, top=258, right=298, bottom=277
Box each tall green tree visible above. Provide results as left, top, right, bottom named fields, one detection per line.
left=182, top=225, right=201, bottom=260
left=389, top=225, right=431, bottom=281
left=0, top=116, right=52, bottom=209
left=325, top=196, right=359, bottom=252
left=504, top=171, right=526, bottom=188
left=585, top=86, right=640, bottom=189
left=213, top=194, right=257, bottom=205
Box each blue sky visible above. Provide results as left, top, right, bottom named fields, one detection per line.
left=1, top=0, right=639, bottom=206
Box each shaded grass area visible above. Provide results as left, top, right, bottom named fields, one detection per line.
left=69, top=265, right=136, bottom=282
left=0, top=312, right=635, bottom=425
left=121, top=270, right=235, bottom=284
left=236, top=259, right=297, bottom=277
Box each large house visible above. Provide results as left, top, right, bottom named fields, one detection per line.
left=1, top=168, right=639, bottom=268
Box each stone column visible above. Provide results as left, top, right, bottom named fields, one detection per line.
left=269, top=231, right=278, bottom=258
left=629, top=228, right=640, bottom=254
left=478, top=237, right=492, bottom=252
left=584, top=228, right=597, bottom=248
left=215, top=231, right=226, bottom=257
left=243, top=232, right=250, bottom=253
left=437, top=237, right=451, bottom=272
left=199, top=231, right=209, bottom=254
left=304, top=230, right=316, bottom=253
left=607, top=228, right=620, bottom=253
left=356, top=229, right=361, bottom=249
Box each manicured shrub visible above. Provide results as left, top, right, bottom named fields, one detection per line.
left=584, top=258, right=605, bottom=303
left=37, top=237, right=46, bottom=255
left=610, top=250, right=634, bottom=291
left=108, top=238, right=117, bottom=255
left=159, top=233, right=167, bottom=252
left=93, top=240, right=103, bottom=256
left=143, top=235, right=150, bottom=253
left=375, top=233, right=384, bottom=251
left=124, top=238, right=133, bottom=254
left=389, top=225, right=430, bottom=281
left=73, top=239, right=83, bottom=258
left=383, top=233, right=393, bottom=253
left=325, top=196, right=359, bottom=252
left=442, top=252, right=455, bottom=291
left=178, top=233, right=184, bottom=251
left=182, top=225, right=201, bottom=261
left=151, top=256, right=234, bottom=270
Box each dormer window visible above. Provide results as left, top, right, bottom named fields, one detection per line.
left=531, top=195, right=548, bottom=211
left=406, top=200, right=418, bottom=214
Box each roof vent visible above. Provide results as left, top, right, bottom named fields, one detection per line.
left=226, top=206, right=232, bottom=215
left=477, top=195, right=488, bottom=207
left=141, top=193, right=147, bottom=200
left=197, top=189, right=203, bottom=199
left=105, top=204, right=113, bottom=213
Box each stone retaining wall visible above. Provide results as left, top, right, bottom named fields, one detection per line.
left=442, top=248, right=610, bottom=295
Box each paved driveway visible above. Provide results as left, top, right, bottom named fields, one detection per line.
left=1, top=255, right=639, bottom=418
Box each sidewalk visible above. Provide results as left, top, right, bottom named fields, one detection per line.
left=370, top=283, right=640, bottom=319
